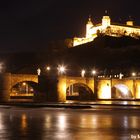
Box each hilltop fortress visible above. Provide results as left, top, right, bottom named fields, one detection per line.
left=73, top=15, right=140, bottom=46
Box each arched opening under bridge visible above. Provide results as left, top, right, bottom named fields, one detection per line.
left=112, top=84, right=133, bottom=99
left=11, top=81, right=38, bottom=100
left=66, top=83, right=95, bottom=101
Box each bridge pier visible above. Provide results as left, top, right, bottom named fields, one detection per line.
left=0, top=73, right=11, bottom=102
left=35, top=75, right=66, bottom=102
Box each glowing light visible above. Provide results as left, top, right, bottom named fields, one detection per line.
left=123, top=101, right=128, bottom=105
left=0, top=62, right=4, bottom=73
left=136, top=85, right=140, bottom=98
left=100, top=85, right=111, bottom=99
left=99, top=82, right=111, bottom=99
left=132, top=72, right=136, bottom=77
left=58, top=65, right=66, bottom=75
left=61, top=83, right=66, bottom=94
left=45, top=115, right=51, bottom=129
left=57, top=77, right=66, bottom=102
left=0, top=113, right=4, bottom=130
left=115, top=84, right=129, bottom=95
left=92, top=70, right=96, bottom=76
left=73, top=15, right=140, bottom=47
left=81, top=70, right=86, bottom=77
left=22, top=82, right=26, bottom=86
left=57, top=115, right=66, bottom=130
left=46, top=66, right=51, bottom=71
left=21, top=114, right=27, bottom=131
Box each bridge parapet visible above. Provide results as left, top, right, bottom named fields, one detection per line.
left=11, top=74, right=38, bottom=87
left=66, top=76, right=95, bottom=93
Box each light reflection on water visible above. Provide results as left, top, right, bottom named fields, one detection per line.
left=21, top=113, right=28, bottom=135
left=0, top=108, right=139, bottom=139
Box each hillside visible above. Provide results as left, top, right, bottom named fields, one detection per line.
left=1, top=35, right=140, bottom=74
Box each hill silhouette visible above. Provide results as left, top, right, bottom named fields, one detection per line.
left=1, top=35, right=140, bottom=74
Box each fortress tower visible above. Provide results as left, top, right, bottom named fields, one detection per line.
left=86, top=16, right=94, bottom=38
left=102, top=16, right=111, bottom=29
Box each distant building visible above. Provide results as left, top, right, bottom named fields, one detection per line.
left=73, top=15, right=140, bottom=46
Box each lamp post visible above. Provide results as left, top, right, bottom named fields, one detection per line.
left=58, top=65, right=66, bottom=75
left=132, top=72, right=136, bottom=98
left=92, top=70, right=96, bottom=76
left=91, top=69, right=97, bottom=99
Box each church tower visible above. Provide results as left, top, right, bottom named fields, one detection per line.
left=86, top=16, right=93, bottom=38
left=102, top=11, right=111, bottom=29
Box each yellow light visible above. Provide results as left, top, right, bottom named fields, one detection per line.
left=22, top=82, right=26, bottom=86
left=61, top=83, right=66, bottom=93
left=58, top=65, right=66, bottom=74
left=21, top=114, right=27, bottom=131
left=136, top=85, right=140, bottom=98
left=58, top=115, right=66, bottom=130
left=132, top=72, right=136, bottom=77
left=100, top=84, right=111, bottom=99
left=46, top=66, right=51, bottom=71
left=92, top=70, right=96, bottom=75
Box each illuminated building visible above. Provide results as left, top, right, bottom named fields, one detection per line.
left=73, top=15, right=140, bottom=46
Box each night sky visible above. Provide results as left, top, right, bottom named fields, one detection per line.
left=0, top=0, right=140, bottom=52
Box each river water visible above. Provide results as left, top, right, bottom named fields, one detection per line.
left=0, top=106, right=140, bottom=140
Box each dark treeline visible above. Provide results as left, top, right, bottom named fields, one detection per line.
left=1, top=35, right=140, bottom=75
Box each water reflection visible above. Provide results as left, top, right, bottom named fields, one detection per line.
left=123, top=116, right=128, bottom=128
left=0, top=113, right=4, bottom=130
left=45, top=115, right=51, bottom=129
left=0, top=108, right=139, bottom=139
left=21, top=113, right=28, bottom=135
left=57, top=115, right=67, bottom=131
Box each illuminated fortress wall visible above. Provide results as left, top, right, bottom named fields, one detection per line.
left=73, top=15, right=140, bottom=47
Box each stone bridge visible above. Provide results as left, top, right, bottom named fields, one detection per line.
left=0, top=73, right=140, bottom=102
left=44, top=76, right=140, bottom=102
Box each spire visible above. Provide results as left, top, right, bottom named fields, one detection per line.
left=86, top=15, right=93, bottom=38
left=87, top=15, right=93, bottom=25
left=88, top=15, right=91, bottom=22
left=128, top=15, right=133, bottom=21
left=104, top=10, right=109, bottom=16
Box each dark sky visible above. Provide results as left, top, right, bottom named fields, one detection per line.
left=0, top=0, right=140, bottom=52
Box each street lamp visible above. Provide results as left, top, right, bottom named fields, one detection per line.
left=132, top=72, right=136, bottom=77
left=22, top=82, right=26, bottom=86
left=81, top=70, right=86, bottom=77
left=46, top=66, right=51, bottom=71
left=92, top=70, right=96, bottom=76
left=58, top=65, right=66, bottom=75
left=132, top=72, right=137, bottom=99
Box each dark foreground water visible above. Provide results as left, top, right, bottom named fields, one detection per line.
left=0, top=106, right=140, bottom=140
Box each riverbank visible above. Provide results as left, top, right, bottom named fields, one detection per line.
left=1, top=100, right=140, bottom=109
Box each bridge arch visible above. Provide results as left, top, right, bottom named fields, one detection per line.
left=11, top=74, right=38, bottom=88
left=66, top=83, right=95, bottom=100
left=111, top=84, right=133, bottom=99
left=10, top=81, right=38, bottom=99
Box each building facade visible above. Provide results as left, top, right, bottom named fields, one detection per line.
left=73, top=15, right=140, bottom=46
